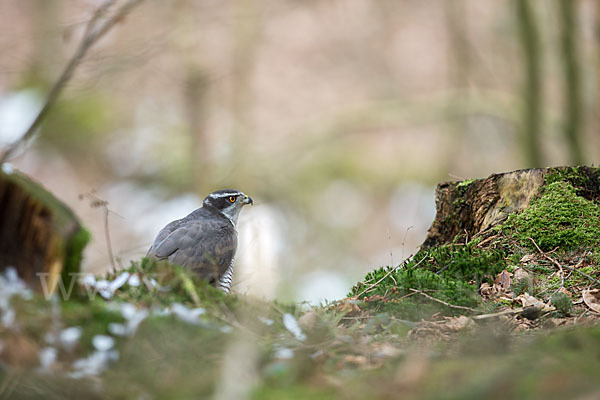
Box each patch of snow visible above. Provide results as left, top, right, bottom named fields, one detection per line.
left=258, top=316, right=274, bottom=326
left=109, top=272, right=130, bottom=292
left=1, top=163, right=13, bottom=174
left=69, top=349, right=119, bottom=379
left=39, top=347, right=57, bottom=369
left=127, top=274, right=141, bottom=287
left=92, top=335, right=115, bottom=352
left=60, top=326, right=82, bottom=351
left=171, top=303, right=206, bottom=326
left=274, top=347, right=294, bottom=359
left=282, top=313, right=306, bottom=341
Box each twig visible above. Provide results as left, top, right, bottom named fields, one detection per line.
left=356, top=255, right=427, bottom=299
left=0, top=0, right=145, bottom=163
left=471, top=308, right=525, bottom=320
left=528, top=237, right=564, bottom=289
left=408, top=288, right=476, bottom=312
left=80, top=191, right=118, bottom=272
left=529, top=237, right=600, bottom=287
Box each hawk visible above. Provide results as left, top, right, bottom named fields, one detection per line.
left=146, top=189, right=253, bottom=292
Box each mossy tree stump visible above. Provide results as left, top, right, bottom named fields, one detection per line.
left=0, top=166, right=89, bottom=292
left=423, top=166, right=600, bottom=248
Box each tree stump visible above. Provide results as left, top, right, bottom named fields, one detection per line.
left=422, top=166, right=600, bottom=248
left=0, top=166, right=89, bottom=291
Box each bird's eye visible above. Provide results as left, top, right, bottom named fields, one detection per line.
left=229, top=196, right=237, bottom=203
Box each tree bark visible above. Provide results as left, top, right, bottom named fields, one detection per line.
left=422, top=166, right=600, bottom=248
left=0, top=168, right=89, bottom=292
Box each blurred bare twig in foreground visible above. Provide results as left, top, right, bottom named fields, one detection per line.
left=0, top=0, right=145, bottom=164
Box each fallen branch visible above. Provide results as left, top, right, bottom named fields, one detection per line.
left=471, top=308, right=525, bottom=320
left=0, top=0, right=145, bottom=163
left=528, top=237, right=600, bottom=287
left=409, top=288, right=476, bottom=312
left=528, top=237, right=564, bottom=289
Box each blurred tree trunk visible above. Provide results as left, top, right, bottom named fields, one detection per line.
left=557, top=0, right=584, bottom=165
left=444, top=0, right=470, bottom=173
left=516, top=0, right=543, bottom=168
left=597, top=1, right=600, bottom=157
left=229, top=0, right=262, bottom=182
left=184, top=69, right=211, bottom=193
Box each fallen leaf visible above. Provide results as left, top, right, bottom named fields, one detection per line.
left=515, top=293, right=554, bottom=312
left=479, top=282, right=495, bottom=299
left=495, top=270, right=513, bottom=291
left=557, top=287, right=572, bottom=297
left=344, top=354, right=368, bottom=366
left=582, top=289, right=600, bottom=313
left=336, top=300, right=361, bottom=316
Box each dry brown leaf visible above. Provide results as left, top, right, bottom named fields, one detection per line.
left=336, top=298, right=361, bottom=316
left=515, top=293, right=553, bottom=312
left=344, top=354, right=368, bottom=366
left=557, top=287, right=572, bottom=297
left=479, top=282, right=495, bottom=299
left=582, top=289, right=600, bottom=313
left=495, top=269, right=513, bottom=291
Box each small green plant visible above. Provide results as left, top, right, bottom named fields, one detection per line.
left=512, top=278, right=532, bottom=296
left=550, top=292, right=574, bottom=317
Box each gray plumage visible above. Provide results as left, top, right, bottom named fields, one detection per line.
left=146, top=189, right=252, bottom=292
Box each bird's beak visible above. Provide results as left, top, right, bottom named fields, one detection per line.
left=243, top=195, right=253, bottom=205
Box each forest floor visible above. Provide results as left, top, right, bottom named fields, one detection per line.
left=2, top=167, right=600, bottom=399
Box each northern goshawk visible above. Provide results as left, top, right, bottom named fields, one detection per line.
left=146, top=189, right=253, bottom=292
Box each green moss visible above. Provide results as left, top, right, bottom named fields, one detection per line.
left=457, top=179, right=475, bottom=188
left=501, top=181, right=600, bottom=251
left=349, top=244, right=506, bottom=320
left=62, top=227, right=91, bottom=293
left=545, top=166, right=589, bottom=188
left=109, top=258, right=237, bottom=310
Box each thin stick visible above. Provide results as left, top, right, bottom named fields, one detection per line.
left=529, top=237, right=600, bottom=287
left=409, top=288, right=476, bottom=312
left=103, top=206, right=117, bottom=273
left=0, top=0, right=145, bottom=163
left=356, top=255, right=427, bottom=299
left=528, top=237, right=564, bottom=289
left=471, top=308, right=525, bottom=320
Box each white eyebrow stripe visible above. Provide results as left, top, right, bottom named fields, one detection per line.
left=208, top=192, right=243, bottom=199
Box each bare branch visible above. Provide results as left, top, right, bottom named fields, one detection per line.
left=529, top=237, right=600, bottom=287
left=0, top=0, right=145, bottom=163
left=528, top=237, right=565, bottom=289
left=409, top=288, right=476, bottom=312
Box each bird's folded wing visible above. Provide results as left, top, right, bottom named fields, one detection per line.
left=150, top=226, right=195, bottom=259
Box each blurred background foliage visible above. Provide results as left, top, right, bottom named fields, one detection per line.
left=0, top=0, right=598, bottom=303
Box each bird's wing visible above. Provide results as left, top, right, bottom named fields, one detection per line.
left=146, top=218, right=184, bottom=258
left=150, top=220, right=237, bottom=281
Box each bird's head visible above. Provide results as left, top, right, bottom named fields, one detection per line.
left=203, top=189, right=253, bottom=226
